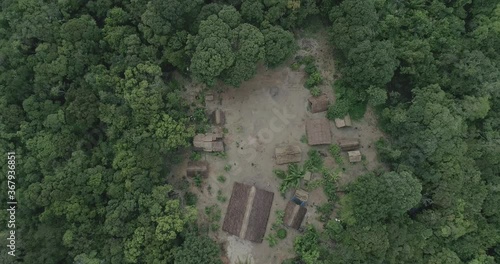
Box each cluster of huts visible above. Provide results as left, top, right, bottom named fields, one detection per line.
left=186, top=92, right=364, bottom=244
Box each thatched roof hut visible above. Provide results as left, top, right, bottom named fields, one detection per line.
left=308, top=94, right=329, bottom=113
left=292, top=189, right=309, bottom=205
left=334, top=114, right=352, bottom=128
left=222, top=183, right=274, bottom=243
left=211, top=109, right=225, bottom=125
left=284, top=201, right=307, bottom=230
left=337, top=139, right=360, bottom=151
left=275, top=145, right=302, bottom=165
left=193, top=133, right=224, bottom=152
left=348, top=150, right=362, bottom=163
left=306, top=118, right=332, bottom=145
left=186, top=161, right=208, bottom=177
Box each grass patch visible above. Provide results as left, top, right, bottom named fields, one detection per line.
left=329, top=144, right=343, bottom=166
left=217, top=175, right=226, bottom=183
left=224, top=164, right=232, bottom=172
left=300, top=134, right=308, bottom=144
left=216, top=190, right=227, bottom=203
left=184, top=192, right=198, bottom=206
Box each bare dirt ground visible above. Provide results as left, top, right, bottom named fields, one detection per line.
left=170, top=30, right=386, bottom=264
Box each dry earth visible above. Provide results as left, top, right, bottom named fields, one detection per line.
left=170, top=30, right=386, bottom=264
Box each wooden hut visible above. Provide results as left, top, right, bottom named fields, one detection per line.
left=186, top=161, right=208, bottom=177
left=337, top=139, right=360, bottom=151
left=308, top=94, right=329, bottom=113
left=275, top=145, right=302, bottom=165
left=211, top=109, right=225, bottom=125
left=348, top=150, right=362, bottom=163
left=284, top=201, right=307, bottom=230
left=193, top=133, right=224, bottom=152
left=222, top=183, right=274, bottom=243
left=334, top=115, right=352, bottom=128
left=306, top=118, right=332, bottom=145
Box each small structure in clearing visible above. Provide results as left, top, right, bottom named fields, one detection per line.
left=348, top=150, right=362, bottom=163
left=306, top=118, right=332, bottom=145
left=334, top=114, right=352, bottom=128
left=222, top=182, right=274, bottom=243
left=186, top=161, right=208, bottom=177
left=291, top=189, right=309, bottom=206
left=275, top=145, right=302, bottom=165
left=193, top=133, right=224, bottom=152
left=211, top=109, right=225, bottom=125
left=283, top=201, right=307, bottom=230
left=337, top=138, right=360, bottom=151
left=308, top=94, right=329, bottom=113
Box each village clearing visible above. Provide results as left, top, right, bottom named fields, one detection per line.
left=171, top=31, right=386, bottom=264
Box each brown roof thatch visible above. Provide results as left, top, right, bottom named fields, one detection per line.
left=306, top=119, right=332, bottom=145
left=222, top=183, right=274, bottom=243
left=193, top=133, right=224, bottom=152
left=275, top=145, right=302, bottom=165
left=348, top=150, right=362, bottom=163
left=308, top=94, right=329, bottom=113
left=284, top=201, right=307, bottom=230
left=245, top=188, right=274, bottom=242
left=334, top=114, right=352, bottom=128
left=186, top=161, right=208, bottom=177
left=337, top=139, right=360, bottom=151
left=211, top=109, right=225, bottom=125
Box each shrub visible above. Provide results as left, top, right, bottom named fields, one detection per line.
left=216, top=190, right=227, bottom=203
left=190, top=152, right=202, bottom=161
left=300, top=134, right=308, bottom=144
left=184, top=192, right=198, bottom=206
left=273, top=169, right=287, bottom=180
left=310, top=87, right=321, bottom=97
left=266, top=234, right=278, bottom=247
left=329, top=145, right=343, bottom=165
left=304, top=149, right=323, bottom=172
left=327, top=99, right=350, bottom=120
left=304, top=63, right=318, bottom=75
left=224, top=164, right=232, bottom=172
left=194, top=175, right=203, bottom=188
left=305, top=72, right=323, bottom=88
left=217, top=175, right=226, bottom=183
left=277, top=228, right=287, bottom=239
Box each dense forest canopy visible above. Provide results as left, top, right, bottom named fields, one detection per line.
left=0, top=0, right=499, bottom=263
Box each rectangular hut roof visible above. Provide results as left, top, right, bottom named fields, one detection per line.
left=348, top=150, right=362, bottom=163
left=306, top=118, right=332, bottom=145
left=222, top=183, right=274, bottom=243
left=275, top=145, right=302, bottom=165
left=308, top=94, right=329, bottom=113
left=337, top=139, right=360, bottom=151
left=284, top=201, right=307, bottom=230
left=186, top=160, right=208, bottom=177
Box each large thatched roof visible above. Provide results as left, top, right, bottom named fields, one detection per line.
left=306, top=118, right=332, bottom=145
left=222, top=183, right=274, bottom=243
left=284, top=201, right=307, bottom=230
left=275, top=145, right=302, bottom=165
left=308, top=94, right=329, bottom=113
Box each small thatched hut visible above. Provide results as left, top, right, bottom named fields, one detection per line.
left=337, top=139, right=360, bottom=151
left=334, top=114, right=352, bottom=128
left=222, top=183, right=274, bottom=243
left=308, top=94, right=329, bottom=113
left=306, top=118, right=332, bottom=145
left=292, top=189, right=309, bottom=206
left=275, top=145, right=302, bottom=165
left=284, top=201, right=307, bottom=230
left=193, top=133, right=224, bottom=152
left=348, top=150, right=362, bottom=163
left=211, top=109, right=225, bottom=125
left=186, top=161, right=208, bottom=177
